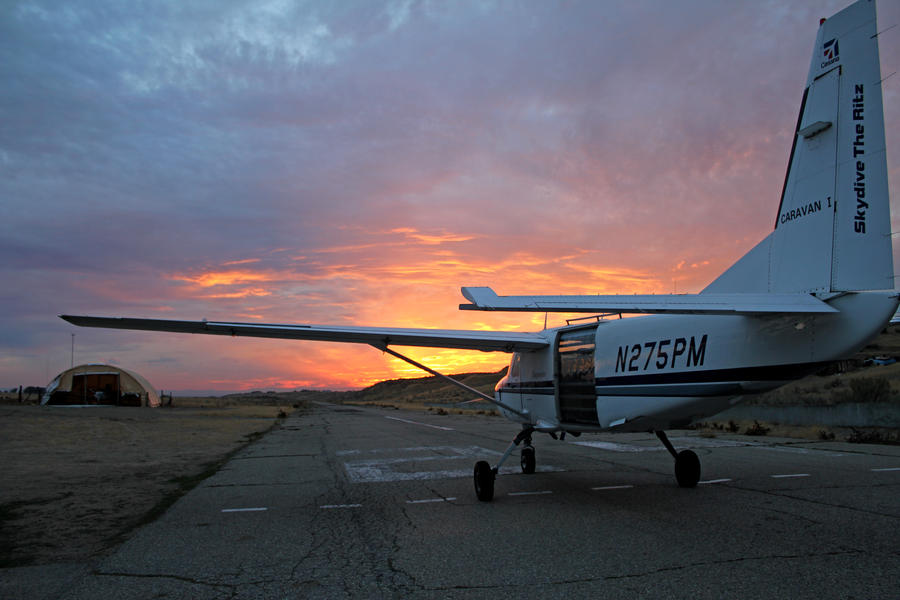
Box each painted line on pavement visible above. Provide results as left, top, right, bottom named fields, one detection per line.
left=871, top=467, right=900, bottom=472
left=592, top=485, right=634, bottom=491
left=771, top=473, right=810, bottom=479
left=221, top=507, right=268, bottom=513
left=320, top=504, right=363, bottom=509
left=699, top=478, right=732, bottom=485
left=341, top=445, right=564, bottom=484
left=384, top=416, right=455, bottom=431
left=508, top=490, right=553, bottom=496
left=406, top=497, right=456, bottom=504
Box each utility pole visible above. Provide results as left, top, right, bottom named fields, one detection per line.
left=71, top=333, right=75, bottom=368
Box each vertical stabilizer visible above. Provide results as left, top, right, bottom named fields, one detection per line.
left=827, top=1, right=892, bottom=291
left=706, top=0, right=892, bottom=295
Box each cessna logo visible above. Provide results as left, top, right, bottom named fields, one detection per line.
left=821, top=38, right=839, bottom=68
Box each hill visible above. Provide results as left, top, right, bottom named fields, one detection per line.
left=334, top=368, right=507, bottom=411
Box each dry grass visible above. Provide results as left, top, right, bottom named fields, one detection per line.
left=0, top=402, right=298, bottom=567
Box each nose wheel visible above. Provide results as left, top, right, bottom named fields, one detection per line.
left=520, top=446, right=536, bottom=474
left=474, top=461, right=495, bottom=501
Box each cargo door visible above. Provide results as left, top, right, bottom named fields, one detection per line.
left=557, top=326, right=599, bottom=425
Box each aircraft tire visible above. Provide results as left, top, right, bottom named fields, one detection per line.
left=520, top=447, right=536, bottom=474
left=474, top=461, right=495, bottom=501
left=674, top=449, right=701, bottom=488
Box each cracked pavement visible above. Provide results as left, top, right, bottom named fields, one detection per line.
left=4, top=402, right=899, bottom=599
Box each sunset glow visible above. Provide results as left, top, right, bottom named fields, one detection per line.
left=2, top=1, right=898, bottom=392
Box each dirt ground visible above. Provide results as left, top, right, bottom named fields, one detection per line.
left=0, top=402, right=290, bottom=567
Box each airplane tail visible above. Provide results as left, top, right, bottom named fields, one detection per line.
left=705, top=0, right=893, bottom=295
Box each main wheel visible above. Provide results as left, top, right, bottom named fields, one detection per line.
left=520, top=447, right=536, bottom=474
left=674, top=449, right=701, bottom=488
left=474, top=460, right=495, bottom=501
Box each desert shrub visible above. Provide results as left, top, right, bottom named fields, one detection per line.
left=845, top=377, right=891, bottom=403
left=745, top=421, right=770, bottom=436
left=846, top=428, right=885, bottom=444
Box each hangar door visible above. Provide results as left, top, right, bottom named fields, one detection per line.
left=71, top=372, right=120, bottom=405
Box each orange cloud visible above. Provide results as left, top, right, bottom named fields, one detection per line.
left=172, top=269, right=278, bottom=287
left=140, top=225, right=727, bottom=390
left=406, top=232, right=476, bottom=245
left=202, top=288, right=272, bottom=299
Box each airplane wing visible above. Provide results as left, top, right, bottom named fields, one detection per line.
left=459, top=287, right=839, bottom=315
left=59, top=315, right=549, bottom=352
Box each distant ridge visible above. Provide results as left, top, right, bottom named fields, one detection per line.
left=337, top=368, right=507, bottom=406
left=166, top=368, right=507, bottom=405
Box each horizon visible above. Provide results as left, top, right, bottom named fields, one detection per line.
left=2, top=0, right=899, bottom=390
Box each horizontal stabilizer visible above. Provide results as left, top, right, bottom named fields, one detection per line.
left=59, top=315, right=549, bottom=352
left=459, top=287, right=839, bottom=315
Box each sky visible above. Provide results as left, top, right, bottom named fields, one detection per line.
left=2, top=0, right=899, bottom=392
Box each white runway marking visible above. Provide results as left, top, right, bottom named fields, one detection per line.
left=339, top=445, right=496, bottom=457
left=771, top=473, right=810, bottom=478
left=574, top=438, right=846, bottom=459
left=757, top=446, right=844, bottom=457
left=343, top=445, right=563, bottom=483
left=221, top=507, right=268, bottom=513
left=572, top=437, right=759, bottom=452
left=592, top=485, right=634, bottom=491
left=406, top=497, right=456, bottom=504
left=320, top=504, right=363, bottom=509
left=384, top=416, right=455, bottom=431
left=508, top=490, right=553, bottom=496
left=699, top=478, right=732, bottom=485
left=871, top=467, right=900, bottom=472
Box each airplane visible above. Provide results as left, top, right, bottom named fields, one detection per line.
left=62, top=0, right=895, bottom=501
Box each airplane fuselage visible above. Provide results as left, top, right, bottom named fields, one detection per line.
left=495, top=291, right=898, bottom=433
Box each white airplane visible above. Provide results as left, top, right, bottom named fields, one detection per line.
left=62, top=0, right=895, bottom=501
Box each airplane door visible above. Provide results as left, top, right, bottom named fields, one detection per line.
left=556, top=326, right=599, bottom=425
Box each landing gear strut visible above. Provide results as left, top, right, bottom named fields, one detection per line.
left=656, top=430, right=700, bottom=488
left=473, top=426, right=535, bottom=502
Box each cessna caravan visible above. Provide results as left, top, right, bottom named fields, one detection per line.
left=63, top=0, right=896, bottom=501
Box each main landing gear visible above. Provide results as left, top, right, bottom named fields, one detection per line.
left=474, top=426, right=536, bottom=502
left=656, top=430, right=701, bottom=488
left=474, top=428, right=701, bottom=501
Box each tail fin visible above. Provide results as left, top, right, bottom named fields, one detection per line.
left=706, top=0, right=892, bottom=295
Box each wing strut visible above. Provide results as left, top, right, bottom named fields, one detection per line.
left=370, top=344, right=527, bottom=419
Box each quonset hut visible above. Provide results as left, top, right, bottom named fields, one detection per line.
left=42, top=364, right=161, bottom=407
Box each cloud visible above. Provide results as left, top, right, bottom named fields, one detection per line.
left=2, top=0, right=898, bottom=390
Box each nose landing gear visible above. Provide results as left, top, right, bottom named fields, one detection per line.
left=473, top=426, right=536, bottom=502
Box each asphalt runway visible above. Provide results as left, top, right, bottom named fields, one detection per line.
left=11, top=402, right=900, bottom=599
